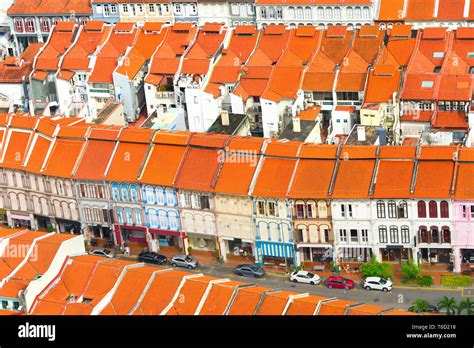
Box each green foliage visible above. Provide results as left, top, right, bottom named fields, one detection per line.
left=416, top=275, right=434, bottom=287
left=187, top=246, right=193, bottom=255
left=438, top=296, right=458, bottom=315
left=411, top=299, right=431, bottom=313
left=360, top=256, right=393, bottom=279
left=441, top=275, right=472, bottom=287
left=458, top=299, right=474, bottom=315
left=402, top=260, right=421, bottom=281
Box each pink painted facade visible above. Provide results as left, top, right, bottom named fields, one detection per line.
left=453, top=201, right=474, bottom=273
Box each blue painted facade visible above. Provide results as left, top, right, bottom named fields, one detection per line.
left=252, top=197, right=295, bottom=265
left=141, top=184, right=181, bottom=241
left=91, top=2, right=121, bottom=23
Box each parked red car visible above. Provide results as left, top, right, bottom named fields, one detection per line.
left=325, top=276, right=355, bottom=290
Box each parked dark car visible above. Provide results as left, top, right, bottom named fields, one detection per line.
left=325, top=275, right=355, bottom=290
left=138, top=252, right=167, bottom=265
left=408, top=305, right=438, bottom=313
left=233, top=264, right=265, bottom=278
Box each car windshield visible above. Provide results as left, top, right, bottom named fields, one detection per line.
left=342, top=278, right=348, bottom=283
left=250, top=266, right=259, bottom=271
left=379, top=279, right=387, bottom=284
left=185, top=256, right=193, bottom=262
left=307, top=272, right=315, bottom=278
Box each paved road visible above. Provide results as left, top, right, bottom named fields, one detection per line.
left=118, top=256, right=472, bottom=310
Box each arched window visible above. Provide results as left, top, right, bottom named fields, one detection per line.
left=134, top=209, right=143, bottom=225
left=398, top=201, right=408, bottom=218
left=401, top=226, right=410, bottom=243
left=158, top=211, right=168, bottom=229
left=430, top=226, right=439, bottom=243
left=260, top=7, right=267, bottom=18
left=148, top=209, right=158, bottom=228
left=440, top=201, right=449, bottom=218
left=169, top=211, right=179, bottom=230
left=417, top=201, right=427, bottom=218
left=304, top=6, right=312, bottom=19
left=317, top=6, right=324, bottom=19
left=130, top=184, right=139, bottom=202
left=363, top=6, right=370, bottom=19
left=442, top=226, right=451, bottom=243
left=296, top=7, right=303, bottom=19
left=377, top=201, right=385, bottom=218
left=111, top=183, right=120, bottom=201
left=325, top=7, right=333, bottom=19
left=268, top=6, right=275, bottom=19
left=378, top=226, right=388, bottom=243
left=334, top=7, right=341, bottom=19
left=276, top=6, right=283, bottom=19
left=346, top=6, right=353, bottom=19
left=429, top=201, right=438, bottom=218
left=355, top=6, right=361, bottom=19
left=156, top=188, right=166, bottom=205
left=389, top=226, right=399, bottom=243
left=120, top=184, right=129, bottom=202
left=388, top=200, right=397, bottom=218
left=116, top=208, right=124, bottom=224
left=288, top=7, right=295, bottom=19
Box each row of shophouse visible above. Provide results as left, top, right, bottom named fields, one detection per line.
left=0, top=114, right=473, bottom=273
left=4, top=0, right=474, bottom=55
left=1, top=20, right=473, bottom=150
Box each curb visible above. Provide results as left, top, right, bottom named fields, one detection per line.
left=393, top=285, right=462, bottom=292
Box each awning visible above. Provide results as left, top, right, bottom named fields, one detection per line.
left=297, top=244, right=332, bottom=248
left=256, top=241, right=294, bottom=258
left=10, top=213, right=30, bottom=221
left=386, top=245, right=403, bottom=250
left=149, top=228, right=183, bottom=238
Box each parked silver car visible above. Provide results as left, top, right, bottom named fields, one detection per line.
left=170, top=255, right=199, bottom=269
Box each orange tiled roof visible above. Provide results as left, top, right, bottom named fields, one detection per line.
left=405, top=0, right=436, bottom=20
left=251, top=157, right=296, bottom=198
left=256, top=290, right=298, bottom=315
left=227, top=286, right=270, bottom=315
left=8, top=0, right=92, bottom=15
left=377, top=0, right=405, bottom=21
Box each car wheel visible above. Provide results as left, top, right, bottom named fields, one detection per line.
left=344, top=286, right=350, bottom=290
left=292, top=279, right=297, bottom=283
left=364, top=286, right=371, bottom=291
left=328, top=285, right=332, bottom=289
left=382, top=287, right=388, bottom=292
left=187, top=265, right=193, bottom=269
left=310, top=281, right=315, bottom=285
left=236, top=272, right=242, bottom=276
left=171, top=263, right=177, bottom=267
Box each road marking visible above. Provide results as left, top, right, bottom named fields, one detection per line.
left=393, top=285, right=461, bottom=292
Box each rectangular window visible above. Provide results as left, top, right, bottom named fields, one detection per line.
left=25, top=18, right=35, bottom=33
left=379, top=226, right=388, bottom=243
left=258, top=201, right=265, bottom=215
left=390, top=226, right=399, bottom=244
left=341, top=204, right=345, bottom=218
left=339, top=229, right=347, bottom=242
left=111, top=4, right=117, bottom=13
left=471, top=206, right=474, bottom=219
left=183, top=193, right=191, bottom=207
left=268, top=202, right=276, bottom=216
left=201, top=196, right=210, bottom=210
left=102, top=209, right=109, bottom=223
left=41, top=18, right=50, bottom=32
left=15, top=19, right=24, bottom=33
left=348, top=204, right=353, bottom=217
left=296, top=204, right=305, bottom=219
left=192, top=195, right=201, bottom=209
left=421, top=81, right=434, bottom=88
left=361, top=229, right=368, bottom=243
left=350, top=229, right=358, bottom=243
left=401, top=227, right=410, bottom=244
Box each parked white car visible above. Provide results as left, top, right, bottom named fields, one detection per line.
left=89, top=248, right=114, bottom=258
left=363, top=277, right=393, bottom=292
left=290, top=270, right=321, bottom=285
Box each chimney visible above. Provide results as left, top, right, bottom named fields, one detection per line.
left=221, top=110, right=230, bottom=126
left=357, top=125, right=366, bottom=142
left=293, top=117, right=301, bottom=133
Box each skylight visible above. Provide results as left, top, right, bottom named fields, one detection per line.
left=421, top=81, right=434, bottom=88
